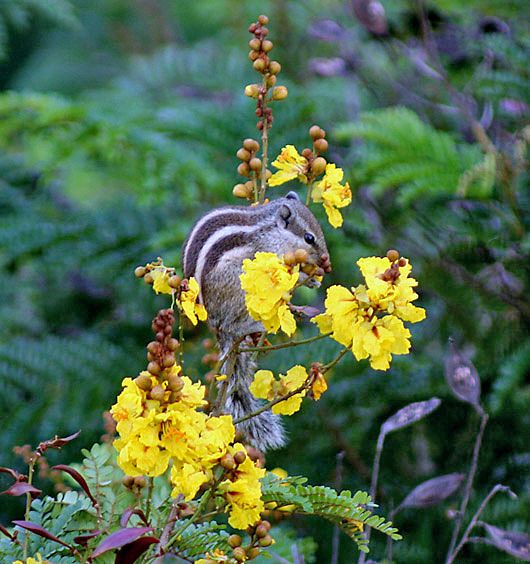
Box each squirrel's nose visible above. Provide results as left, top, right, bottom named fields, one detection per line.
left=320, top=253, right=332, bottom=273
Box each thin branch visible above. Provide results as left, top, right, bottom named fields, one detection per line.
left=448, top=484, right=515, bottom=563
left=331, top=451, right=346, bottom=564
left=239, top=332, right=330, bottom=353
left=445, top=411, right=489, bottom=563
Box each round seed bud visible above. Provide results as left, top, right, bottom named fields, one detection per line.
left=265, top=74, right=277, bottom=87
left=253, top=58, right=266, bottom=72
left=311, top=156, right=327, bottom=176
left=283, top=252, right=296, bottom=266
left=248, top=50, right=259, bottom=61
left=265, top=169, right=272, bottom=180
left=167, top=375, right=184, bottom=392
left=147, top=361, right=161, bottom=375
left=238, top=162, right=250, bottom=177
left=162, top=353, right=176, bottom=368
left=147, top=341, right=159, bottom=354
left=249, top=38, right=261, bottom=51
left=271, top=86, right=288, bottom=100
left=237, top=148, right=251, bottom=161
left=234, top=450, right=247, bottom=465
left=221, top=453, right=236, bottom=470
left=245, top=84, right=260, bottom=98
left=258, top=14, right=269, bottom=24
left=295, top=248, right=309, bottom=264
left=233, top=547, right=247, bottom=562
left=122, top=475, right=135, bottom=488
left=134, top=476, right=147, bottom=489
left=135, top=373, right=152, bottom=391
left=134, top=266, right=146, bottom=278
left=398, top=258, right=407, bottom=267
left=168, top=275, right=181, bottom=289
left=313, top=138, right=329, bottom=153
left=256, top=524, right=269, bottom=538
left=249, top=157, right=262, bottom=171
left=262, top=39, right=273, bottom=52
left=301, top=148, right=313, bottom=158
left=260, top=520, right=272, bottom=531
left=260, top=26, right=269, bottom=36
left=143, top=273, right=154, bottom=285
left=166, top=338, right=179, bottom=351
left=309, top=125, right=325, bottom=139
left=244, top=180, right=255, bottom=192
left=156, top=331, right=165, bottom=342
left=243, top=138, right=260, bottom=152
left=168, top=391, right=181, bottom=403
left=259, top=535, right=273, bottom=547
left=147, top=352, right=155, bottom=362
left=386, top=249, right=400, bottom=263
left=149, top=385, right=166, bottom=401
left=269, top=61, right=281, bottom=75
left=233, top=183, right=249, bottom=198
left=228, top=534, right=243, bottom=548
left=256, top=121, right=264, bottom=130
left=247, top=547, right=260, bottom=559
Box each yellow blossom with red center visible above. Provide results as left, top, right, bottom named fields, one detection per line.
left=268, top=145, right=309, bottom=186
left=250, top=365, right=308, bottom=415
left=240, top=252, right=299, bottom=336
left=311, top=163, right=352, bottom=228
left=180, top=277, right=208, bottom=325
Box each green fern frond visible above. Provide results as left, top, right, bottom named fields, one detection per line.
left=176, top=521, right=230, bottom=558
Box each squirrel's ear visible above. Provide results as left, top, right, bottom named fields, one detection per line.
left=277, top=203, right=292, bottom=228
left=286, top=191, right=300, bottom=201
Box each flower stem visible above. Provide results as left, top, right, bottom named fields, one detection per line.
left=239, top=332, right=330, bottom=353
left=23, top=458, right=36, bottom=560
left=259, top=80, right=269, bottom=203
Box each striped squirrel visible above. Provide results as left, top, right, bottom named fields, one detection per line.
left=182, top=192, right=330, bottom=451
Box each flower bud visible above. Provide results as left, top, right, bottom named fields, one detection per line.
left=237, top=148, right=251, bottom=161
left=167, top=374, right=184, bottom=392
left=147, top=361, right=161, bottom=375
left=259, top=535, right=273, bottom=547
left=295, top=248, right=309, bottom=263
left=134, top=266, right=146, bottom=278
left=271, top=86, right=288, bottom=100
left=247, top=547, right=260, bottom=559
left=262, top=39, right=273, bottom=52
left=301, top=148, right=313, bottom=158
left=398, top=258, right=407, bottom=267
left=256, top=524, right=269, bottom=538
left=221, top=453, right=236, bottom=470
left=237, top=162, right=250, bottom=177
left=135, top=373, right=152, bottom=391
left=309, top=125, right=326, bottom=139
left=248, top=50, right=259, bottom=61
left=168, top=275, right=181, bottom=289
left=143, top=273, right=154, bottom=285
left=313, top=138, right=328, bottom=153
left=311, top=156, right=327, bottom=176
left=234, top=450, right=247, bottom=465
left=233, top=547, right=247, bottom=562
left=233, top=183, right=249, bottom=198
left=283, top=251, right=296, bottom=266
left=258, top=14, right=269, bottom=24
left=134, top=476, right=147, bottom=489
left=265, top=169, right=272, bottom=180
left=248, top=38, right=261, bottom=50
left=243, top=138, right=260, bottom=152
left=147, top=341, right=159, bottom=354
left=245, top=84, right=260, bottom=98
left=228, top=534, right=242, bottom=548
left=122, top=475, right=135, bottom=488
left=166, top=338, right=179, bottom=351
left=265, top=74, right=277, bottom=87
left=249, top=157, right=262, bottom=171
left=149, top=385, right=166, bottom=401
left=253, top=58, right=266, bottom=72
left=386, top=249, right=400, bottom=263
left=260, top=520, right=272, bottom=531
left=269, top=61, right=281, bottom=75
left=162, top=353, right=176, bottom=368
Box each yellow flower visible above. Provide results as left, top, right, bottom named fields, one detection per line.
left=310, top=371, right=328, bottom=400
left=151, top=268, right=173, bottom=295
left=180, top=277, right=208, bottom=325
left=270, top=467, right=288, bottom=479
left=220, top=443, right=266, bottom=530
left=350, top=315, right=411, bottom=370
left=311, top=164, right=352, bottom=228
left=13, top=555, right=50, bottom=564
left=268, top=145, right=309, bottom=186
left=240, top=252, right=299, bottom=336
left=170, top=462, right=210, bottom=501
left=195, top=550, right=229, bottom=563
left=250, top=365, right=308, bottom=415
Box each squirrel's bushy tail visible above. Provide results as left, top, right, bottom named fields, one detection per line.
left=221, top=343, right=285, bottom=451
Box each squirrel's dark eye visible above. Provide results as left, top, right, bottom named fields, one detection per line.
left=304, top=232, right=316, bottom=245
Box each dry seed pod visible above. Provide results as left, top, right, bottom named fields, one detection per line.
left=381, top=397, right=441, bottom=436
left=483, top=523, right=530, bottom=560
left=445, top=339, right=482, bottom=413
left=399, top=473, right=465, bottom=510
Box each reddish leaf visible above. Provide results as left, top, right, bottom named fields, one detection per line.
left=37, top=431, right=81, bottom=454
left=1, top=482, right=42, bottom=499
left=120, top=508, right=149, bottom=528
left=73, top=530, right=102, bottom=547
left=0, top=466, right=22, bottom=480
left=52, top=464, right=97, bottom=506
left=0, top=523, right=15, bottom=540
left=115, top=536, right=160, bottom=564
left=12, top=520, right=73, bottom=549
left=91, top=527, right=154, bottom=559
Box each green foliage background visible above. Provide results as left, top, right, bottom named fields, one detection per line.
left=0, top=0, right=528, bottom=562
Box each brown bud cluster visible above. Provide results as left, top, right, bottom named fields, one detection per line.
left=122, top=474, right=147, bottom=493
left=223, top=519, right=273, bottom=561
left=135, top=258, right=181, bottom=290
left=233, top=138, right=272, bottom=199
left=247, top=14, right=287, bottom=133
left=378, top=249, right=405, bottom=283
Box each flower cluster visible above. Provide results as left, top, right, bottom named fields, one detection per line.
left=14, top=555, right=50, bottom=564
left=313, top=252, right=426, bottom=370
left=240, top=252, right=299, bottom=335
left=250, top=364, right=327, bottom=414
left=312, top=163, right=352, bottom=228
